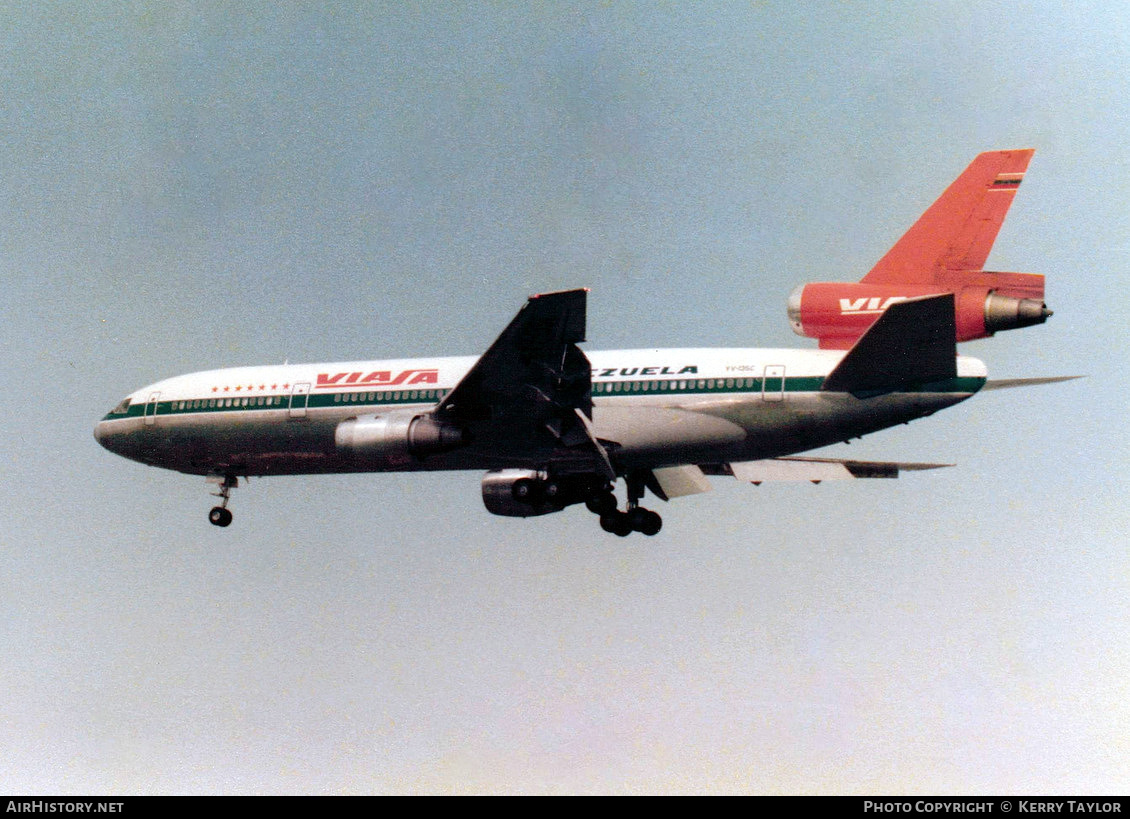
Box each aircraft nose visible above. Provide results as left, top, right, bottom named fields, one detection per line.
left=94, top=418, right=113, bottom=450
left=94, top=416, right=127, bottom=456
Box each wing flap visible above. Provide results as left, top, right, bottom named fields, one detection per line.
left=651, top=465, right=713, bottom=498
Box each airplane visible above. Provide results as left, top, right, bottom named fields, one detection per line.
left=95, top=149, right=1073, bottom=536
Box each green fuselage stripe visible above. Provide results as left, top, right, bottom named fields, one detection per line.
left=103, top=375, right=986, bottom=422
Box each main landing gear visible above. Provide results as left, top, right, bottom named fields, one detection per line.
left=207, top=474, right=237, bottom=527
left=586, top=472, right=663, bottom=537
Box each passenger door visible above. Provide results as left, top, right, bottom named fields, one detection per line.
left=763, top=365, right=785, bottom=402
left=289, top=383, right=311, bottom=419
left=144, top=392, right=161, bottom=425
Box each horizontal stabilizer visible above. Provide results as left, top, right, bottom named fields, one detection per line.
left=822, top=294, right=956, bottom=395
left=981, top=375, right=1084, bottom=391
left=703, top=457, right=952, bottom=483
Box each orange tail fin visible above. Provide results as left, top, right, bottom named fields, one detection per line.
left=789, top=150, right=1049, bottom=349
left=863, top=149, right=1034, bottom=284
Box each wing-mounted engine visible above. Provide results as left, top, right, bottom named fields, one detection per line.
left=481, top=469, right=612, bottom=518
left=787, top=149, right=1051, bottom=350
left=335, top=411, right=466, bottom=466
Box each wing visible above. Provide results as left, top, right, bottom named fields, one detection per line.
left=709, top=457, right=953, bottom=483
left=647, top=458, right=953, bottom=500
left=435, top=289, right=611, bottom=473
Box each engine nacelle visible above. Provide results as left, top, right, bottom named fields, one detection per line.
left=481, top=469, right=610, bottom=518
left=788, top=277, right=1050, bottom=349
left=335, top=412, right=466, bottom=466
left=481, top=469, right=563, bottom=517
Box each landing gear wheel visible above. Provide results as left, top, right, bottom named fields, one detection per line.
left=626, top=507, right=662, bottom=536
left=207, top=473, right=239, bottom=527
left=638, top=509, right=662, bottom=536
left=599, top=512, right=632, bottom=537
left=586, top=492, right=618, bottom=515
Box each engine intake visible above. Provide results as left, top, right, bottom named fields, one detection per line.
left=335, top=412, right=466, bottom=465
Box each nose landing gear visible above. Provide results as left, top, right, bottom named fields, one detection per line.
left=207, top=474, right=238, bottom=527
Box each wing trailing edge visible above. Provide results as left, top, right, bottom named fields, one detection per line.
left=702, top=458, right=953, bottom=483
left=649, top=457, right=954, bottom=499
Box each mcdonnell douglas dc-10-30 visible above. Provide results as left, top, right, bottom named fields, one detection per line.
left=96, top=150, right=1074, bottom=536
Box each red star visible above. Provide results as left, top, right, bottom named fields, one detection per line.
left=283, top=383, right=290, bottom=389
left=271, top=384, right=277, bottom=390
left=259, top=384, right=265, bottom=390
left=247, top=385, right=253, bottom=391
left=223, top=386, right=230, bottom=392
left=235, top=385, right=242, bottom=391
left=212, top=387, right=218, bottom=393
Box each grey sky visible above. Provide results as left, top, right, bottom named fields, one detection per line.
left=1, top=1, right=1127, bottom=793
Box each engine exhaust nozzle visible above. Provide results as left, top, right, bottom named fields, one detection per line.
left=984, top=293, right=1052, bottom=333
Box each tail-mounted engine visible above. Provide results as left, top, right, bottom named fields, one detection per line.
left=788, top=274, right=1051, bottom=350
left=335, top=412, right=466, bottom=466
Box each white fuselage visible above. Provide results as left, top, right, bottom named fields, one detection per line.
left=95, top=347, right=987, bottom=478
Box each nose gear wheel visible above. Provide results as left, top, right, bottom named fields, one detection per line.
left=207, top=474, right=239, bottom=527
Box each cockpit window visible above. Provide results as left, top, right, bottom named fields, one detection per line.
left=112, top=397, right=132, bottom=415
